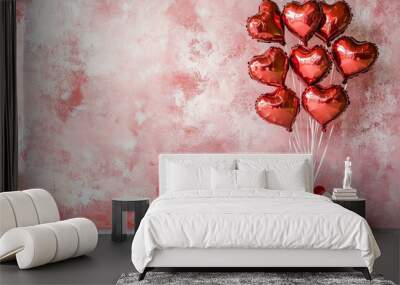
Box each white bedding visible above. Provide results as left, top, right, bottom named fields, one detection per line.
left=131, top=190, right=380, bottom=273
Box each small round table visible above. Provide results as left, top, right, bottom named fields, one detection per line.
left=112, top=197, right=150, bottom=242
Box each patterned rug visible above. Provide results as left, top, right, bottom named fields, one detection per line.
left=116, top=271, right=396, bottom=285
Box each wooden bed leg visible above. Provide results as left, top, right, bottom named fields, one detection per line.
left=138, top=268, right=148, bottom=281
left=354, top=267, right=371, bottom=280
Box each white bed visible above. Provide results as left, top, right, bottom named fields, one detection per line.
left=131, top=153, right=380, bottom=280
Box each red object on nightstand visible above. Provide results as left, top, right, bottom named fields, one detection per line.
left=314, top=185, right=326, bottom=195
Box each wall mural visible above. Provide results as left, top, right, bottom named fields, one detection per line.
left=16, top=0, right=400, bottom=229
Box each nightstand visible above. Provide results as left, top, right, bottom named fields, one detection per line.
left=332, top=198, right=366, bottom=218
left=112, top=197, right=150, bottom=242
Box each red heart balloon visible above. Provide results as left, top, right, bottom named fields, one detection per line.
left=282, top=0, right=323, bottom=46
left=302, top=85, right=349, bottom=130
left=316, top=1, right=352, bottom=46
left=290, top=45, right=332, bottom=85
left=246, top=0, right=285, bottom=45
left=248, top=47, right=289, bottom=87
left=255, top=87, right=300, bottom=132
left=332, top=36, right=379, bottom=83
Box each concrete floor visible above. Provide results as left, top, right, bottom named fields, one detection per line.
left=0, top=231, right=399, bottom=285
left=0, top=235, right=133, bottom=285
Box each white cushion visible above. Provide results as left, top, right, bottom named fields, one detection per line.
left=42, top=221, right=79, bottom=262
left=0, top=226, right=57, bottom=269
left=167, top=162, right=211, bottom=191
left=267, top=166, right=307, bottom=191
left=64, top=218, right=98, bottom=257
left=0, top=218, right=97, bottom=269
left=236, top=169, right=267, bottom=189
left=23, top=189, right=60, bottom=224
left=0, top=196, right=16, bottom=237
left=0, top=192, right=39, bottom=227
left=238, top=159, right=309, bottom=192
left=211, top=168, right=237, bottom=190
left=165, top=158, right=235, bottom=169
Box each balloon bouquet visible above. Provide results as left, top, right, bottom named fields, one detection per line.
left=246, top=0, right=378, bottom=183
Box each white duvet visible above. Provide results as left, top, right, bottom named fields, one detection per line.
left=131, top=190, right=380, bottom=273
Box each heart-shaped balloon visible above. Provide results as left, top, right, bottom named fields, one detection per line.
left=332, top=36, right=379, bottom=83
left=248, top=47, right=289, bottom=87
left=255, top=87, right=300, bottom=132
left=290, top=45, right=332, bottom=85
left=302, top=85, right=349, bottom=131
left=282, top=0, right=323, bottom=46
left=316, top=1, right=352, bottom=46
left=246, top=0, right=285, bottom=45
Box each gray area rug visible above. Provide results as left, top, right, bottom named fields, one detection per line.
left=116, top=272, right=396, bottom=285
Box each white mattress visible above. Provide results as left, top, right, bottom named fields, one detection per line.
left=131, top=190, right=380, bottom=273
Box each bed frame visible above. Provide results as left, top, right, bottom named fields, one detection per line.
left=139, top=153, right=371, bottom=280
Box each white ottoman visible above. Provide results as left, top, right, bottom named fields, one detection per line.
left=0, top=189, right=98, bottom=269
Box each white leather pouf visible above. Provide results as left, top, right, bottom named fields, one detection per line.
left=0, top=189, right=98, bottom=269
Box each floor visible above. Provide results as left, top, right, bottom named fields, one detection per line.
left=0, top=231, right=399, bottom=285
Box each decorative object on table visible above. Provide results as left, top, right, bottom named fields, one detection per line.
left=343, top=156, right=352, bottom=189
left=246, top=0, right=379, bottom=183
left=0, top=189, right=98, bottom=269
left=112, top=197, right=149, bottom=242
left=116, top=271, right=394, bottom=285
left=313, top=185, right=326, bottom=195
left=333, top=156, right=359, bottom=200
left=332, top=188, right=358, bottom=200
left=332, top=198, right=366, bottom=218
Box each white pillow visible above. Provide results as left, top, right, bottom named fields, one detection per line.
left=211, top=168, right=236, bottom=190
left=166, top=158, right=236, bottom=170
left=236, top=169, right=267, bottom=189
left=237, top=159, right=309, bottom=192
left=266, top=166, right=307, bottom=191
left=167, top=162, right=211, bottom=191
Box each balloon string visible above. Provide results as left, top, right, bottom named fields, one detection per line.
left=296, top=76, right=307, bottom=153
left=300, top=82, right=307, bottom=153
left=307, top=116, right=311, bottom=154
left=314, top=127, right=324, bottom=170
left=330, top=65, right=335, bottom=84
left=291, top=67, right=304, bottom=154
left=313, top=118, right=318, bottom=161
left=294, top=121, right=302, bottom=152
left=290, top=131, right=299, bottom=153
left=309, top=116, right=315, bottom=154
left=315, top=124, right=335, bottom=182
left=292, top=71, right=297, bottom=94
left=289, top=132, right=299, bottom=153
left=309, top=116, right=312, bottom=154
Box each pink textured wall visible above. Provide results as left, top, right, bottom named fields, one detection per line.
left=17, top=0, right=400, bottom=229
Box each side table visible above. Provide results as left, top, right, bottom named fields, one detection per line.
left=112, top=197, right=150, bottom=242
left=332, top=198, right=366, bottom=218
